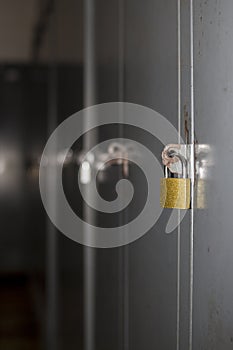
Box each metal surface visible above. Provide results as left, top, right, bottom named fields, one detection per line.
left=124, top=0, right=179, bottom=348
left=40, top=1, right=233, bottom=349
left=193, top=1, right=233, bottom=349
left=83, top=1, right=129, bottom=350
left=83, top=1, right=97, bottom=350
left=14, top=1, right=233, bottom=349
left=179, top=1, right=195, bottom=348
left=160, top=178, right=191, bottom=210
left=81, top=0, right=182, bottom=349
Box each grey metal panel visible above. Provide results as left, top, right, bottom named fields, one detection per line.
left=82, top=0, right=181, bottom=349
left=83, top=1, right=128, bottom=350
left=193, top=1, right=233, bottom=349
left=124, top=1, right=179, bottom=349
left=179, top=1, right=195, bottom=349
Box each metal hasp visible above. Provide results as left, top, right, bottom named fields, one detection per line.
left=160, top=144, right=191, bottom=209
left=78, top=142, right=138, bottom=184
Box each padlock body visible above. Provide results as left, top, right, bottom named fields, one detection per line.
left=160, top=178, right=190, bottom=209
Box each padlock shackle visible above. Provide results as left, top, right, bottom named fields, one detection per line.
left=166, top=151, right=187, bottom=178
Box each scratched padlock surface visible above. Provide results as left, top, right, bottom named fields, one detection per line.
left=160, top=178, right=190, bottom=209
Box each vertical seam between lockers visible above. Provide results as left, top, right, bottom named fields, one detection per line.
left=189, top=0, right=195, bottom=349
left=176, top=0, right=181, bottom=349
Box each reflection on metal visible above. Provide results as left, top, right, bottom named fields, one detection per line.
left=0, top=147, right=23, bottom=195
left=177, top=0, right=181, bottom=348
left=57, top=148, right=73, bottom=165
left=80, top=161, right=92, bottom=185
left=78, top=142, right=139, bottom=184
left=83, top=0, right=97, bottom=348
left=195, top=179, right=206, bottom=209
left=25, top=148, right=74, bottom=182
left=194, top=144, right=213, bottom=209
left=0, top=158, right=5, bottom=174
left=195, top=144, right=213, bottom=180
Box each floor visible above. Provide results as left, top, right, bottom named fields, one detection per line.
left=0, top=274, right=42, bottom=350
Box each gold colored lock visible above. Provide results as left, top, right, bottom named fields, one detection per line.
left=160, top=163, right=190, bottom=209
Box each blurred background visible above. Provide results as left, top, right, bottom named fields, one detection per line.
left=3, top=1, right=233, bottom=350
left=0, top=1, right=178, bottom=349
left=0, top=1, right=84, bottom=349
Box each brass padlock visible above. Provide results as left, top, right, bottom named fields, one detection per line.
left=160, top=161, right=190, bottom=209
